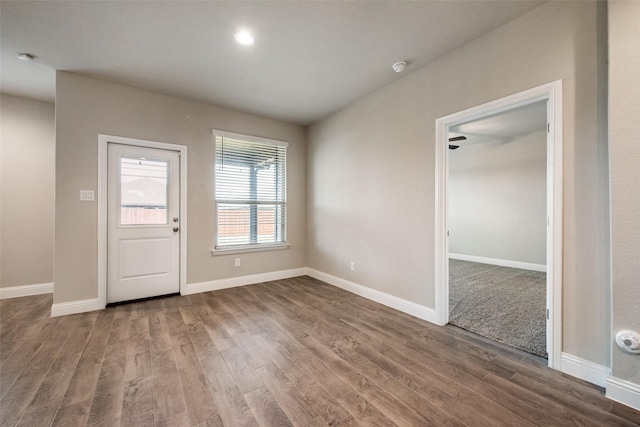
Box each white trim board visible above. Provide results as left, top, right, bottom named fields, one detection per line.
left=449, top=253, right=546, bottom=272
left=184, top=268, right=307, bottom=295
left=560, top=352, right=609, bottom=388
left=0, top=283, right=53, bottom=299
left=606, top=377, right=640, bottom=411
left=306, top=268, right=438, bottom=324
left=51, top=298, right=101, bottom=317
left=48, top=268, right=307, bottom=317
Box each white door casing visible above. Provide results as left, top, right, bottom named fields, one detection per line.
left=107, top=143, right=180, bottom=303
left=434, top=80, right=563, bottom=369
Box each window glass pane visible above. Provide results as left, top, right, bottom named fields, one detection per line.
left=215, top=134, right=287, bottom=248
left=120, top=157, right=168, bottom=225
left=217, top=203, right=285, bottom=246
left=256, top=204, right=286, bottom=243
left=217, top=204, right=251, bottom=246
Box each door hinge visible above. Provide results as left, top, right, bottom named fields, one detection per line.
left=547, top=123, right=550, bottom=133
left=546, top=308, right=550, bottom=320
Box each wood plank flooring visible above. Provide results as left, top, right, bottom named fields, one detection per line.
left=1, top=276, right=639, bottom=426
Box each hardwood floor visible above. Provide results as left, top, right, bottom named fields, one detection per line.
left=1, top=276, right=639, bottom=426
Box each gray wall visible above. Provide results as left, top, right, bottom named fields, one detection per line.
left=449, top=130, right=547, bottom=266
left=609, top=0, right=640, bottom=386
left=54, top=72, right=306, bottom=304
left=307, top=2, right=610, bottom=366
left=1, top=95, right=55, bottom=288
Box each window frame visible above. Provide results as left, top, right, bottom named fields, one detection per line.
left=211, top=129, right=289, bottom=255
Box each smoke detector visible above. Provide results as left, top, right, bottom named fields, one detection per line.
left=17, top=53, right=35, bottom=62
left=392, top=61, right=407, bottom=73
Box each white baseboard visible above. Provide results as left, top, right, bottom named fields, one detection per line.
left=560, top=352, right=609, bottom=388
left=51, top=298, right=101, bottom=317
left=306, top=268, right=438, bottom=324
left=48, top=268, right=306, bottom=317
left=606, top=377, right=640, bottom=411
left=0, top=282, right=54, bottom=299
left=184, top=267, right=307, bottom=295
left=449, top=253, right=546, bottom=272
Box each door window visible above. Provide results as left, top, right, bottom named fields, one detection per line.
left=120, top=157, right=169, bottom=225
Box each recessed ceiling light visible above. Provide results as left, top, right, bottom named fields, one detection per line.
left=234, top=31, right=255, bottom=46
left=17, top=53, right=35, bottom=62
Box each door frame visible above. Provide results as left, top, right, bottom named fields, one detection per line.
left=434, top=80, right=563, bottom=369
left=98, top=134, right=187, bottom=309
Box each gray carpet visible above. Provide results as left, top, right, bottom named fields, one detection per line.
left=449, top=259, right=547, bottom=358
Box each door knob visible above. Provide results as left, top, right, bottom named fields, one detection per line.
left=173, top=227, right=179, bottom=232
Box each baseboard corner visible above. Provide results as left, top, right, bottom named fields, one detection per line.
left=560, top=352, right=609, bottom=388
left=184, top=267, right=307, bottom=295
left=606, top=376, right=640, bottom=411
left=51, top=298, right=102, bottom=317
left=305, top=268, right=438, bottom=324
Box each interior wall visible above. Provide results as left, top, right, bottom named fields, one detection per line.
left=608, top=0, right=640, bottom=387
left=307, top=1, right=610, bottom=367
left=54, top=72, right=306, bottom=304
left=1, top=94, right=55, bottom=288
left=448, top=130, right=546, bottom=266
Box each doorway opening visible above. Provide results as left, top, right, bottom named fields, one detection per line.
left=97, top=134, right=188, bottom=309
left=434, top=81, right=563, bottom=368
left=448, top=101, right=547, bottom=358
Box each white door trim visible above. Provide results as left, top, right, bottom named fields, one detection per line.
left=98, top=134, right=187, bottom=309
left=434, top=80, right=563, bottom=369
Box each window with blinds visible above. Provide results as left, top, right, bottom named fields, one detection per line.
left=214, top=131, right=287, bottom=249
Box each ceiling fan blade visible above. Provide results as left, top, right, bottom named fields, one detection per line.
left=448, top=136, right=467, bottom=142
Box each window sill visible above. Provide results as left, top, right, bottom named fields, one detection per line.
left=211, top=243, right=290, bottom=256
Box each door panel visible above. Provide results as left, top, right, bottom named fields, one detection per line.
left=108, top=143, right=180, bottom=303
left=119, top=237, right=171, bottom=279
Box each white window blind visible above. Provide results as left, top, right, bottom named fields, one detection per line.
left=214, top=132, right=287, bottom=249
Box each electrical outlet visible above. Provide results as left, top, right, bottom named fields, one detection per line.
left=80, top=190, right=94, bottom=201
left=350, top=261, right=355, bottom=271
left=235, top=258, right=241, bottom=267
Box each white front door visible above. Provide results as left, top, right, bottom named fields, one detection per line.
left=107, top=143, right=180, bottom=303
